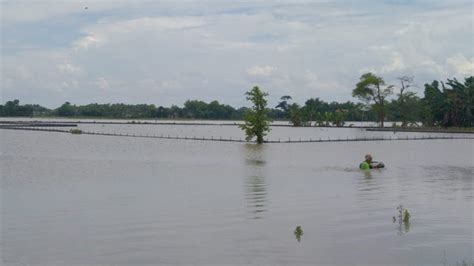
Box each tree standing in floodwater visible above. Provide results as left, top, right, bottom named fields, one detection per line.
left=353, top=73, right=394, bottom=127
left=240, top=86, right=271, bottom=144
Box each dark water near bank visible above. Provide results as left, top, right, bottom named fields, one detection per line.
left=1, top=125, right=473, bottom=265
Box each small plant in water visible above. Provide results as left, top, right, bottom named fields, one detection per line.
left=70, top=129, right=83, bottom=134
left=294, top=225, right=303, bottom=242
left=394, top=205, right=411, bottom=235
left=394, top=204, right=410, bottom=223
left=403, top=209, right=410, bottom=223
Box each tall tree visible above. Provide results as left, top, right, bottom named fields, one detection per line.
left=55, top=102, right=76, bottom=116
left=422, top=77, right=473, bottom=127
left=352, top=73, right=393, bottom=127
left=445, top=77, right=473, bottom=127
left=276, top=95, right=305, bottom=126
left=396, top=76, right=418, bottom=127
left=287, top=103, right=304, bottom=126
left=275, top=95, right=292, bottom=111
left=240, top=86, right=271, bottom=144
left=303, top=98, right=324, bottom=125
left=422, top=80, right=445, bottom=126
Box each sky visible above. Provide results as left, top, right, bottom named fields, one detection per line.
left=1, top=0, right=473, bottom=108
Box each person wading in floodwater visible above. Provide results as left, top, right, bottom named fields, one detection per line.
left=359, top=154, right=385, bottom=170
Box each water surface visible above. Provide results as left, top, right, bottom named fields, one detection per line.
left=1, top=125, right=472, bottom=265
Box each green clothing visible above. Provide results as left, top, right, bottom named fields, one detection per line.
left=359, top=161, right=370, bottom=170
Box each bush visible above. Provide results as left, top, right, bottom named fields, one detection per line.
left=70, top=128, right=83, bottom=134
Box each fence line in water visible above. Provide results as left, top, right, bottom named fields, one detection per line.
left=2, top=126, right=473, bottom=143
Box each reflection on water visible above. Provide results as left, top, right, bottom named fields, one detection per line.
left=356, top=170, right=384, bottom=195
left=362, top=170, right=372, bottom=179
left=243, top=144, right=268, bottom=219
left=396, top=219, right=411, bottom=235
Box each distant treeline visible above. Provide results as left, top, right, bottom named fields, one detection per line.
left=1, top=76, right=472, bottom=127
left=0, top=99, right=371, bottom=121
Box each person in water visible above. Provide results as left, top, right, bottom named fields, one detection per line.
left=359, top=154, right=384, bottom=170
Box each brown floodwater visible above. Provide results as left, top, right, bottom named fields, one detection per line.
left=1, top=123, right=472, bottom=265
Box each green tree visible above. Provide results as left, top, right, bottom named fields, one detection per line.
left=323, top=112, right=333, bottom=126
left=353, top=73, right=393, bottom=127
left=288, top=103, right=304, bottom=126
left=421, top=77, right=474, bottom=127
left=445, top=77, right=473, bottom=127
left=396, top=76, right=418, bottom=127
left=331, top=110, right=347, bottom=127
left=55, top=102, right=76, bottom=116
left=240, top=86, right=271, bottom=144
left=315, top=112, right=325, bottom=126
left=275, top=95, right=292, bottom=111
left=422, top=80, right=445, bottom=126
left=302, top=98, right=324, bottom=125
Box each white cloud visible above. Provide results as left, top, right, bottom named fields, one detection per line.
left=59, top=80, right=79, bottom=90
left=73, top=35, right=104, bottom=50
left=446, top=54, right=474, bottom=77
left=303, top=71, right=340, bottom=92
left=379, top=53, right=406, bottom=73
left=57, top=63, right=82, bottom=75
left=95, top=77, right=110, bottom=90
left=419, top=59, right=446, bottom=77
left=246, top=65, right=276, bottom=76
left=2, top=0, right=473, bottom=107
left=1, top=0, right=136, bottom=24
left=72, top=17, right=206, bottom=51
left=160, top=80, right=183, bottom=89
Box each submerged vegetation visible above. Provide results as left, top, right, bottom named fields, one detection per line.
left=294, top=225, right=304, bottom=242
left=394, top=204, right=411, bottom=224
left=69, top=129, right=83, bottom=134
left=393, top=205, right=411, bottom=235
left=1, top=75, right=472, bottom=128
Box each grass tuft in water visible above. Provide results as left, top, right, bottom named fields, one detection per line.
left=294, top=225, right=303, bottom=242
left=70, top=129, right=83, bottom=134
left=403, top=209, right=411, bottom=223
left=393, top=205, right=411, bottom=235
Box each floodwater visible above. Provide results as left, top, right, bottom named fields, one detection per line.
left=1, top=123, right=473, bottom=265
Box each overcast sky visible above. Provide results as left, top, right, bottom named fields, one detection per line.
left=1, top=0, right=473, bottom=108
